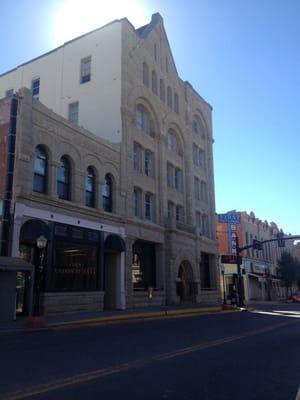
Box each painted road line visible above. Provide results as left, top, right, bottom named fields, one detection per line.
left=1, top=319, right=298, bottom=400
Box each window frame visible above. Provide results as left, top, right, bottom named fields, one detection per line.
left=57, top=156, right=71, bottom=201
left=80, top=56, right=91, bottom=84
left=68, top=101, right=79, bottom=125
left=31, top=78, right=40, bottom=99
left=33, top=146, right=47, bottom=194
left=85, top=166, right=96, bottom=208
left=102, top=174, right=113, bottom=213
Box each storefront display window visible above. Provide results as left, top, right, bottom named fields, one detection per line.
left=53, top=243, right=97, bottom=291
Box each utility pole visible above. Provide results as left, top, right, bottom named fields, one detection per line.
left=236, top=236, right=244, bottom=307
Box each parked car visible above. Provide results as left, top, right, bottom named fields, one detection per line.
left=289, top=291, right=300, bottom=303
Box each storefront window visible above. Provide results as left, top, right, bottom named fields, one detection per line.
left=53, top=243, right=98, bottom=291
left=132, top=241, right=156, bottom=290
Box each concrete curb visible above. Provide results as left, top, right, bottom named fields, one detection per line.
left=48, top=306, right=226, bottom=329
left=0, top=306, right=238, bottom=334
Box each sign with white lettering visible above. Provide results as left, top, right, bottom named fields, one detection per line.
left=218, top=212, right=241, bottom=224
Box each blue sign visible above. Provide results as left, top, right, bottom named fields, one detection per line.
left=218, top=212, right=241, bottom=224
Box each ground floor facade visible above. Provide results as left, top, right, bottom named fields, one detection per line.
left=220, top=258, right=285, bottom=304
left=9, top=200, right=220, bottom=317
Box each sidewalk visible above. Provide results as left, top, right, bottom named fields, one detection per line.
left=0, top=303, right=230, bottom=334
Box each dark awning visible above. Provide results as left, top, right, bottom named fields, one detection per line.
left=0, top=257, right=34, bottom=272
left=20, top=219, right=51, bottom=244
left=104, top=234, right=126, bottom=253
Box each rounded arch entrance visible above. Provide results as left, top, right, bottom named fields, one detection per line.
left=177, top=261, right=196, bottom=303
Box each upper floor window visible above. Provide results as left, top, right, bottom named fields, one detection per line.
left=154, top=43, right=158, bottom=62
left=145, top=193, right=154, bottom=221
left=167, top=162, right=174, bottom=188
left=133, top=142, right=142, bottom=172
left=80, top=56, right=91, bottom=84
left=57, top=156, right=71, bottom=200
left=168, top=201, right=175, bottom=219
left=200, top=181, right=208, bottom=203
left=68, top=101, right=79, bottom=125
left=201, top=214, right=210, bottom=237
left=167, top=86, right=172, bottom=108
left=166, top=57, right=169, bottom=73
left=174, top=93, right=179, bottom=114
left=160, top=79, right=165, bottom=102
left=32, top=78, right=40, bottom=99
left=193, top=143, right=206, bottom=169
left=133, top=187, right=142, bottom=218
left=136, top=104, right=154, bottom=137
left=85, top=167, right=95, bottom=207
left=142, top=62, right=149, bottom=87
left=192, top=116, right=205, bottom=138
left=152, top=71, right=157, bottom=94
left=176, top=205, right=184, bottom=222
left=194, top=177, right=200, bottom=201
left=145, top=150, right=155, bottom=178
left=167, top=129, right=182, bottom=156
left=196, top=212, right=201, bottom=232
left=198, top=149, right=206, bottom=169
left=33, top=146, right=47, bottom=194
left=174, top=168, right=183, bottom=192
left=102, top=174, right=113, bottom=212
left=193, top=144, right=198, bottom=165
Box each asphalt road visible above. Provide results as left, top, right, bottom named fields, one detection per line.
left=1, top=304, right=300, bottom=400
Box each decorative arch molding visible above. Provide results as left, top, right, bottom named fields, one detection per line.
left=82, top=153, right=103, bottom=181
left=191, top=108, right=210, bottom=138
left=101, top=162, right=119, bottom=187
left=161, top=113, right=186, bottom=145
left=173, top=251, right=198, bottom=281
left=54, top=140, right=82, bottom=169
left=31, top=138, right=53, bottom=164
left=126, top=85, right=161, bottom=133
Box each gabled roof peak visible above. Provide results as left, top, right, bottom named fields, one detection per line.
left=136, top=12, right=163, bottom=38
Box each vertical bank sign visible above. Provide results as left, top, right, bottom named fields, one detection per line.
left=218, top=212, right=241, bottom=255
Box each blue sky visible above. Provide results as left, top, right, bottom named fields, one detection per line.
left=1, top=0, right=299, bottom=234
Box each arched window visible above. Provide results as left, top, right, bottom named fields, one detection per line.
left=135, top=104, right=154, bottom=137
left=33, top=146, right=47, bottom=193
left=160, top=79, right=165, bottom=102
left=151, top=70, right=157, bottom=94
left=57, top=156, right=70, bottom=200
left=167, top=129, right=182, bottom=156
left=102, top=174, right=113, bottom=212
left=85, top=167, right=95, bottom=207
left=167, top=86, right=172, bottom=108
left=142, top=62, right=149, bottom=87
left=192, top=116, right=204, bottom=137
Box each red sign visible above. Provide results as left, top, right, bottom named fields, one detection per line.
left=221, top=255, right=237, bottom=264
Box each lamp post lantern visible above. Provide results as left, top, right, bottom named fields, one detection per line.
left=34, top=235, right=47, bottom=316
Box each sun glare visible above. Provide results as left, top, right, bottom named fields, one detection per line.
left=53, top=0, right=149, bottom=45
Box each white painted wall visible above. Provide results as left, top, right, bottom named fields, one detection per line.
left=0, top=22, right=122, bottom=143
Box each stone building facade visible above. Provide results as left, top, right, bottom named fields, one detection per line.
left=0, top=13, right=219, bottom=315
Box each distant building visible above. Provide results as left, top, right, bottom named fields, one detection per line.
left=217, top=211, right=285, bottom=301
left=0, top=13, right=219, bottom=316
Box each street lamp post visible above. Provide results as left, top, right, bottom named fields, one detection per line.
left=34, top=235, right=47, bottom=316
left=220, top=264, right=227, bottom=305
